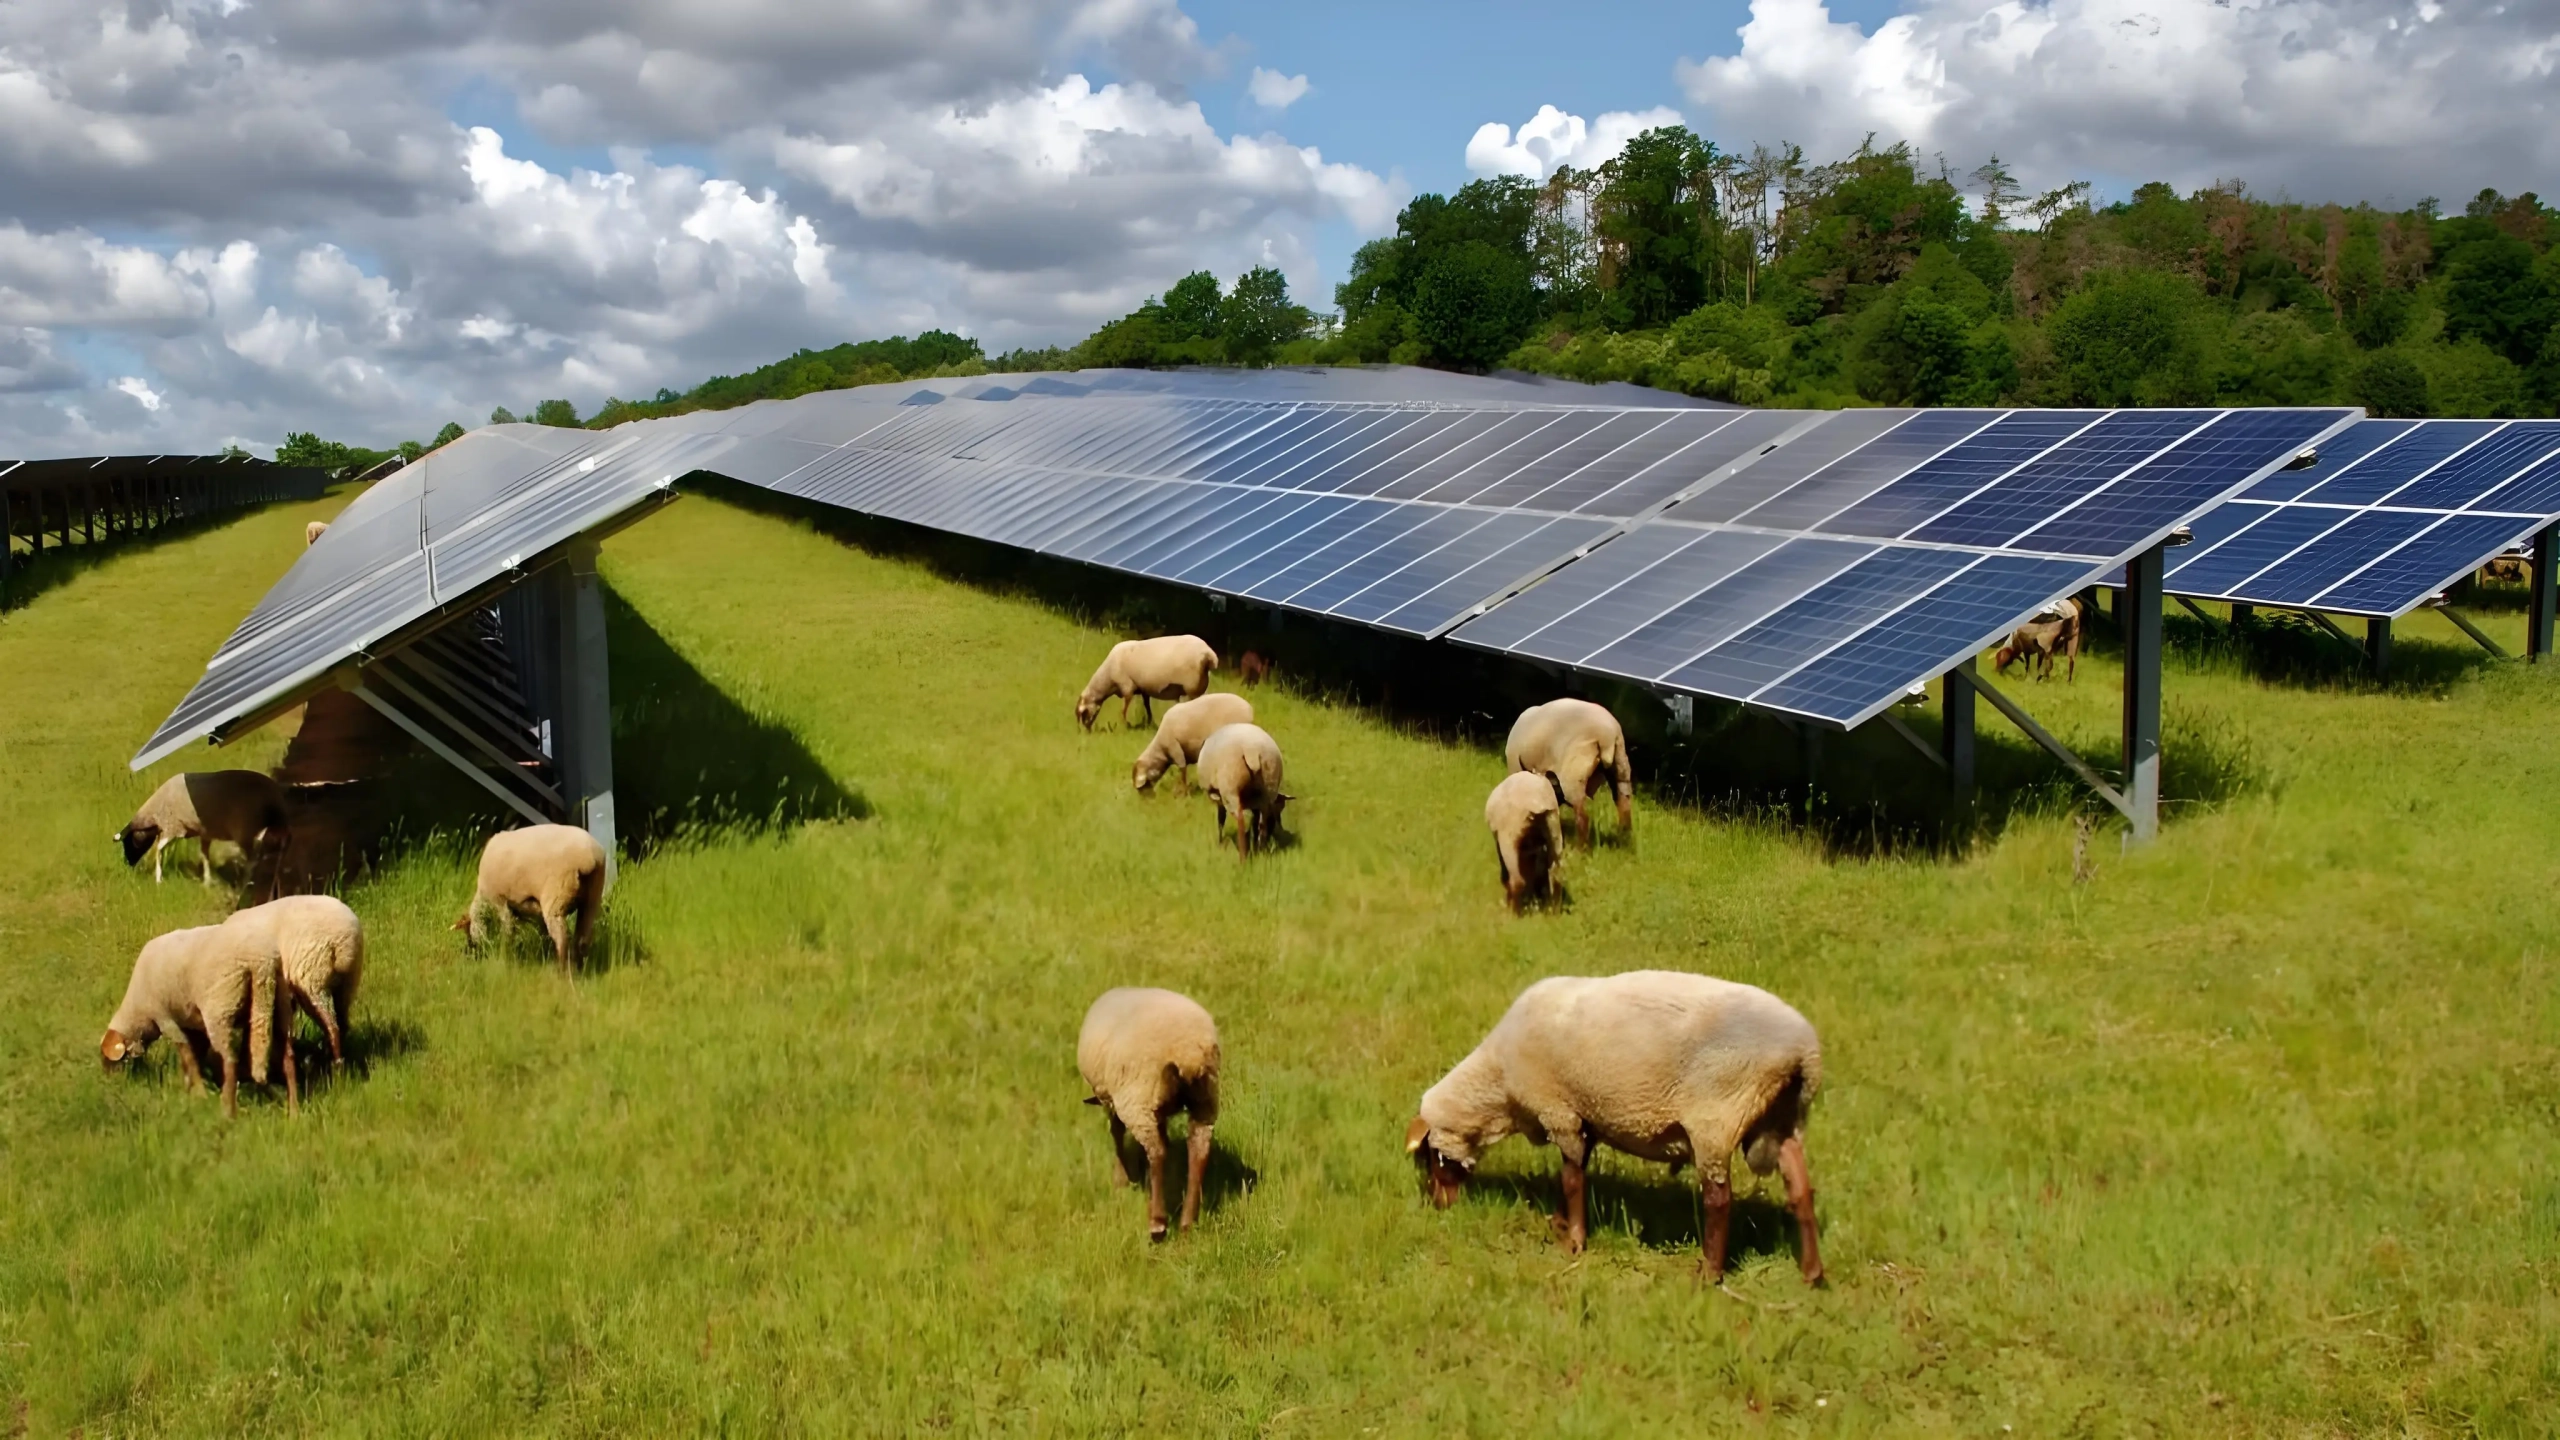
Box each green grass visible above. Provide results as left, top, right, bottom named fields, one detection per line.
left=3, top=489, right=2556, bottom=1436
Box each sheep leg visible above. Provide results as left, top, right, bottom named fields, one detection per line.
left=306, top=990, right=345, bottom=1070
left=278, top=1014, right=300, bottom=1118
left=201, top=838, right=215, bottom=886
left=543, top=908, right=574, bottom=975
left=1778, top=1136, right=1824, bottom=1286
left=1555, top=1148, right=1588, bottom=1255
left=152, top=835, right=169, bottom=884
left=1140, top=694, right=1155, bottom=726
left=1104, top=1112, right=1132, bottom=1187
left=174, top=1034, right=205, bottom=1094
left=216, top=1031, right=239, bottom=1120
left=1180, top=1119, right=1212, bottom=1232
left=1131, top=1119, right=1171, bottom=1240
left=1700, top=1169, right=1733, bottom=1282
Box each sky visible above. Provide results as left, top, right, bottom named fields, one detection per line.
left=3, top=0, right=2554, bottom=457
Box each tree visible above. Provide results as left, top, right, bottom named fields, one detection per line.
left=1593, top=126, right=1718, bottom=328
left=432, top=422, right=467, bottom=448
left=490, top=406, right=519, bottom=425
left=1161, top=271, right=1224, bottom=342
left=2354, top=352, right=2430, bottom=417
left=532, top=398, right=581, bottom=427
left=1412, top=241, right=1537, bottom=371
left=2045, top=270, right=2211, bottom=405
left=1969, top=155, right=2024, bottom=230
left=2441, top=232, right=2557, bottom=367
left=1219, top=267, right=1312, bottom=366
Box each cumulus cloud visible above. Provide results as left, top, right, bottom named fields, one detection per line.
left=1678, top=0, right=2560, bottom=202
left=1247, top=66, right=1309, bottom=109
left=112, top=376, right=165, bottom=412
left=1464, top=103, right=1686, bottom=180
left=0, top=328, right=79, bottom=394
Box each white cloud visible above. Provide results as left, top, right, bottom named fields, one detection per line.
left=1678, top=0, right=2560, bottom=202
left=0, top=327, right=79, bottom=393
left=1464, top=103, right=1686, bottom=180
left=112, top=375, right=164, bottom=411
left=1247, top=67, right=1309, bottom=109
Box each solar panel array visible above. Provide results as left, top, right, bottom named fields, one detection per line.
left=2158, top=418, right=2560, bottom=617
left=138, top=367, right=2358, bottom=768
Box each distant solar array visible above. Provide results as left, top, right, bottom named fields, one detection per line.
left=2157, top=418, right=2560, bottom=618
left=138, top=368, right=2357, bottom=767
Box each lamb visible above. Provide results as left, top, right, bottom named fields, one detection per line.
left=1405, top=970, right=1825, bottom=1286
left=114, top=770, right=292, bottom=886
left=452, top=824, right=608, bottom=974
left=1076, top=987, right=1221, bottom=1240
left=1132, top=692, right=1254, bottom=793
left=1077, top=635, right=1218, bottom=731
left=100, top=922, right=298, bottom=1119
left=305, top=521, right=330, bottom=546
left=1993, top=597, right=2081, bottom=681
left=1196, top=722, right=1288, bottom=857
left=1485, top=771, right=1565, bottom=913
left=1504, top=699, right=1634, bottom=847
left=226, top=895, right=365, bottom=1069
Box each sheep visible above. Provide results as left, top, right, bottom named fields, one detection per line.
left=1237, top=649, right=1275, bottom=686
left=305, top=521, right=330, bottom=547
left=114, top=770, right=291, bottom=886
left=1993, top=597, right=2081, bottom=681
left=1486, top=771, right=1566, bottom=913
left=100, top=922, right=298, bottom=1119
left=1196, top=723, right=1288, bottom=857
left=2482, top=555, right=2528, bottom=584
left=1405, top=970, right=1825, bottom=1286
left=1504, top=699, right=1633, bottom=848
left=226, top=895, right=364, bottom=1069
left=1076, top=987, right=1221, bottom=1240
left=1132, top=692, right=1254, bottom=793
left=1077, top=635, right=1218, bottom=731
left=452, top=824, right=608, bottom=974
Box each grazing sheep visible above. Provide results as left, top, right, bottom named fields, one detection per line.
left=1077, top=987, right=1221, bottom=1240
left=100, top=923, right=298, bottom=1119
left=1993, top=597, right=2081, bottom=681
left=1405, top=970, right=1824, bottom=1285
left=1196, top=723, right=1288, bottom=857
left=1485, top=771, right=1566, bottom=913
left=304, top=521, right=330, bottom=547
left=114, top=771, right=291, bottom=886
left=2482, top=555, right=2528, bottom=584
left=227, top=895, right=364, bottom=1069
left=453, top=824, right=608, bottom=974
left=1504, top=699, right=1633, bottom=848
left=1132, top=693, right=1255, bottom=793
left=1077, top=635, right=1218, bottom=731
left=1237, top=650, right=1274, bottom=686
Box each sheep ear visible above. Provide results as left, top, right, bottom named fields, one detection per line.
left=1405, top=1116, right=1430, bottom=1153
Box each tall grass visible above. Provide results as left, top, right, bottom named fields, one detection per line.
left=1, top=491, right=2554, bottom=1434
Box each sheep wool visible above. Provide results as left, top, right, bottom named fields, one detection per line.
left=1132, top=692, right=1254, bottom=792
left=1076, top=988, right=1221, bottom=1239
left=1484, top=771, right=1565, bottom=912
left=225, top=894, right=365, bottom=1068
left=457, top=824, right=608, bottom=974
left=1077, top=635, right=1218, bottom=731
left=115, top=770, right=291, bottom=885
left=1504, top=699, right=1633, bottom=846
left=101, top=922, right=297, bottom=1118
left=1195, top=722, right=1287, bottom=857
left=1408, top=970, right=1825, bottom=1284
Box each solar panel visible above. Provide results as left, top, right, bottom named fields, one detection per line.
left=2160, top=418, right=2560, bottom=617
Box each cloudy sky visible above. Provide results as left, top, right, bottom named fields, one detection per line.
left=3, top=0, right=2551, bottom=456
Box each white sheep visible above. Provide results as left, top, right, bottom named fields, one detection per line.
left=1196, top=722, right=1288, bottom=857
left=226, top=895, right=365, bottom=1069
left=1504, top=699, right=1633, bottom=848
left=100, top=922, right=298, bottom=1119
left=115, top=770, right=292, bottom=886
left=1077, top=635, right=1218, bottom=731
left=1132, top=692, right=1254, bottom=793
left=1076, top=987, right=1222, bottom=1240
left=1485, top=771, right=1565, bottom=913
left=1405, top=970, right=1825, bottom=1285
left=453, top=824, right=608, bottom=974
left=304, top=521, right=330, bottom=547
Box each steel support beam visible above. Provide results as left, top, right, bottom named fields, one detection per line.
left=1943, top=659, right=1977, bottom=820
left=2531, top=522, right=2558, bottom=663
left=2120, top=543, right=2164, bottom=844
left=2437, top=604, right=2505, bottom=658
left=1954, top=665, right=2132, bottom=821
left=348, top=680, right=551, bottom=827
left=2364, top=615, right=2393, bottom=675
left=2229, top=602, right=2253, bottom=626
left=546, top=543, right=618, bottom=890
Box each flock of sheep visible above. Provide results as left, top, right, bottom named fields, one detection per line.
left=91, top=625, right=1829, bottom=1286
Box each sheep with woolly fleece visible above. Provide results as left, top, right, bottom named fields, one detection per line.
left=1406, top=970, right=1825, bottom=1285
left=1076, top=987, right=1221, bottom=1240
left=1196, top=723, right=1288, bottom=857
left=226, top=895, right=364, bottom=1069
left=453, top=824, right=608, bottom=974
left=1504, top=699, right=1633, bottom=848
left=305, top=521, right=330, bottom=547
left=115, top=771, right=291, bottom=886
left=1485, top=771, right=1565, bottom=913
left=1132, top=692, right=1254, bottom=793
left=1993, top=597, right=2081, bottom=681
left=100, top=922, right=298, bottom=1119
left=1077, top=636, right=1217, bottom=731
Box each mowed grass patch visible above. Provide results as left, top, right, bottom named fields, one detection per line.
left=1, top=490, right=2555, bottom=1435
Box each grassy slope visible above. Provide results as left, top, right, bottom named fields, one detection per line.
left=2, top=494, right=2555, bottom=1436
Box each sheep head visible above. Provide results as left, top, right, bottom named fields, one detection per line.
left=1076, top=695, right=1101, bottom=730
left=1405, top=1116, right=1473, bottom=1209
left=115, top=822, right=158, bottom=866
left=99, top=1026, right=146, bottom=1069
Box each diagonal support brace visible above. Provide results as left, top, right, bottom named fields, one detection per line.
left=1952, top=665, right=2134, bottom=823
left=348, top=678, right=551, bottom=826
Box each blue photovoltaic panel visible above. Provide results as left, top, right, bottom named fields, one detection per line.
left=1753, top=554, right=2098, bottom=720
left=2163, top=418, right=2560, bottom=617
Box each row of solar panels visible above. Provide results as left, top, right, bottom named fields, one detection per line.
left=135, top=367, right=2559, bottom=771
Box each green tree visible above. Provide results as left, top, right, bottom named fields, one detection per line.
left=2441, top=232, right=2557, bottom=367
left=1161, top=272, right=1224, bottom=342
left=432, top=422, right=467, bottom=449
left=532, top=398, right=581, bottom=427
left=2353, top=352, right=2431, bottom=417
left=1411, top=241, right=1538, bottom=371
left=1219, top=267, right=1312, bottom=366
left=2045, top=270, right=2211, bottom=405
left=1593, top=126, right=1717, bottom=328
left=490, top=406, right=519, bottom=425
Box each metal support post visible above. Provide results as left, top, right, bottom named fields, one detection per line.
left=548, top=545, right=618, bottom=890
left=2531, top=522, right=2558, bottom=663
left=2229, top=602, right=2252, bottom=626
left=1798, top=722, right=1823, bottom=823
left=1942, top=660, right=1977, bottom=821
left=2364, top=616, right=2392, bottom=675
left=2120, top=543, right=2164, bottom=845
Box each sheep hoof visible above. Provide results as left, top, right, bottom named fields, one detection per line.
left=1148, top=1222, right=1169, bottom=1243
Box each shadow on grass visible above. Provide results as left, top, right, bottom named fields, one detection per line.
left=281, top=1015, right=429, bottom=1098
left=1104, top=1127, right=1260, bottom=1223
left=459, top=904, right=648, bottom=977
left=1468, top=1167, right=1807, bottom=1267
left=2162, top=608, right=2500, bottom=695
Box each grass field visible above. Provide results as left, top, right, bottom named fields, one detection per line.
left=2, top=487, right=2555, bottom=1436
